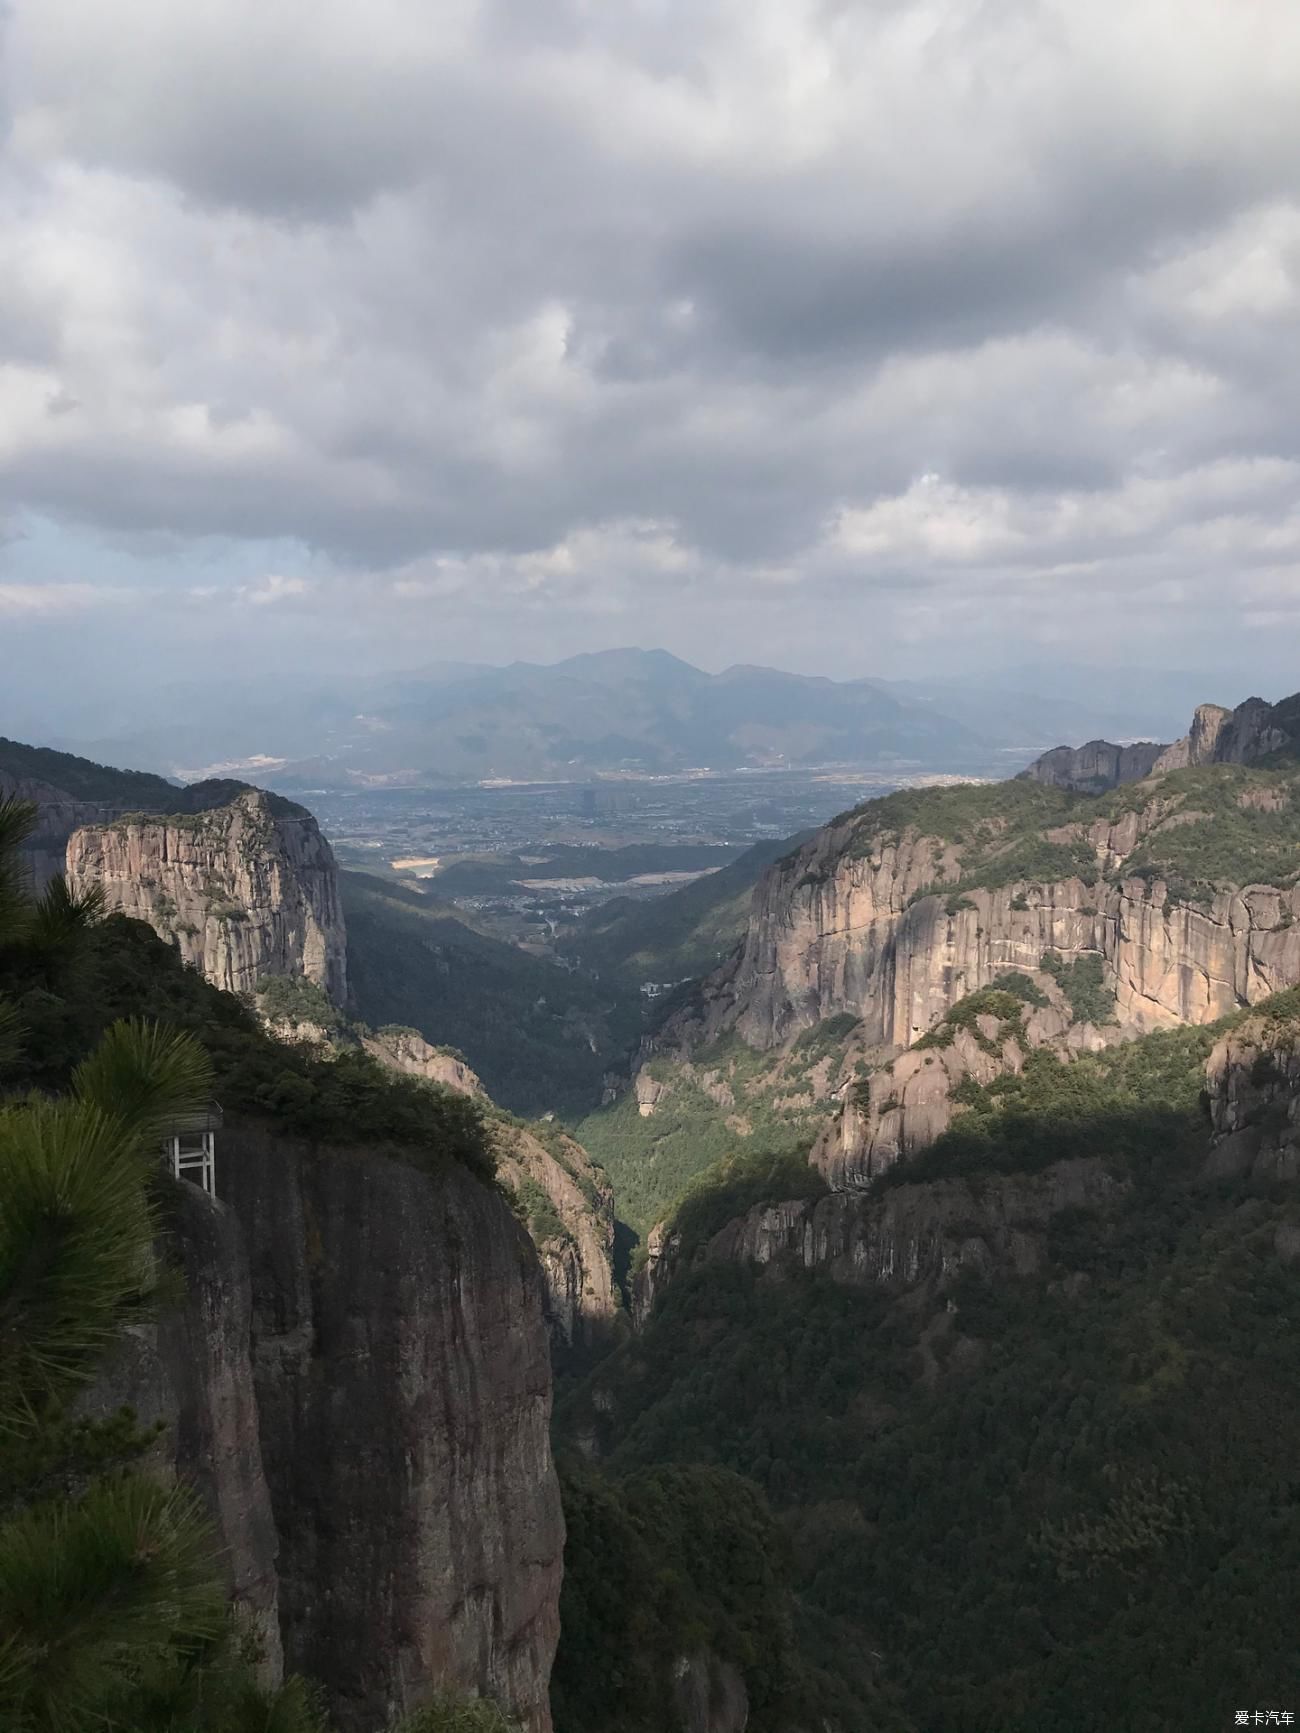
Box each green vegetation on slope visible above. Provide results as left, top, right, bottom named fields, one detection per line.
left=8, top=911, right=494, bottom=1184
left=562, top=1000, right=1300, bottom=1731
left=343, top=870, right=642, bottom=1117
left=552, top=1461, right=873, bottom=1733
left=890, top=1021, right=1222, bottom=1188
left=0, top=735, right=304, bottom=817
left=558, top=835, right=803, bottom=985
left=575, top=1031, right=826, bottom=1240
left=0, top=735, right=183, bottom=804
left=0, top=797, right=331, bottom=1733
left=1107, top=760, right=1300, bottom=891
left=830, top=751, right=1300, bottom=899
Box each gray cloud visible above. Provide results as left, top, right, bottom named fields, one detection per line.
left=1, top=0, right=1299, bottom=693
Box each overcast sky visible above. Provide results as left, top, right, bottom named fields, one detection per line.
left=2, top=0, right=1299, bottom=718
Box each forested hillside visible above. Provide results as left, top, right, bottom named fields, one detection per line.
left=343, top=870, right=642, bottom=1116
left=557, top=835, right=803, bottom=987
left=559, top=993, right=1300, bottom=1730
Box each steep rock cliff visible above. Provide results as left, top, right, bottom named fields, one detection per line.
left=67, top=790, right=348, bottom=1003
left=1019, top=738, right=1164, bottom=793
left=361, top=1031, right=619, bottom=1357
left=84, top=1126, right=564, bottom=1733
left=1017, top=691, right=1299, bottom=794
left=493, top=1122, right=619, bottom=1359
left=77, top=1179, right=283, bottom=1680
left=219, top=1120, right=563, bottom=1733
left=635, top=1157, right=1120, bottom=1322
left=687, top=848, right=1300, bottom=1058
left=1154, top=695, right=1297, bottom=772
left=0, top=765, right=137, bottom=887
left=1203, top=1005, right=1300, bottom=1187
left=363, top=1026, right=486, bottom=1097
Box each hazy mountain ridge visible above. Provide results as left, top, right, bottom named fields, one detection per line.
left=14, top=650, right=1210, bottom=790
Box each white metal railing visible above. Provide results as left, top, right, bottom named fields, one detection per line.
left=163, top=1102, right=222, bottom=1196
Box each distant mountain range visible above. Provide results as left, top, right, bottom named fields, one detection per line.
left=14, top=648, right=1223, bottom=789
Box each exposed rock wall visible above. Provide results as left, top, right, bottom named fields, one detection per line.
left=1019, top=739, right=1164, bottom=793
left=84, top=1128, right=564, bottom=1733
left=361, top=1030, right=619, bottom=1358
left=0, top=766, right=136, bottom=888
left=363, top=1027, right=485, bottom=1097
left=494, top=1123, right=619, bottom=1358
left=77, top=1181, right=284, bottom=1680
left=1203, top=1013, right=1300, bottom=1186
left=635, top=1158, right=1120, bottom=1320
left=218, top=1121, right=563, bottom=1733
left=67, top=790, right=348, bottom=1003
left=1154, top=696, right=1293, bottom=772
left=682, top=825, right=1300, bottom=1057
left=1019, top=692, right=1297, bottom=792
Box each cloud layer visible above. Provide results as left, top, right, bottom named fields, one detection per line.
left=2, top=0, right=1299, bottom=691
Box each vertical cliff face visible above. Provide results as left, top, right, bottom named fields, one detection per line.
left=0, top=766, right=138, bottom=887
left=363, top=1029, right=619, bottom=1359
left=493, top=1122, right=618, bottom=1358
left=696, top=842, right=1300, bottom=1059
left=83, top=1128, right=564, bottom=1733
left=1019, top=739, right=1165, bottom=793
left=219, top=1122, right=564, bottom=1733
left=1203, top=1009, right=1300, bottom=1186
left=1153, top=696, right=1294, bottom=772
left=66, top=790, right=348, bottom=1003
left=1018, top=692, right=1299, bottom=792
left=77, top=1182, right=284, bottom=1680
left=634, top=1157, right=1122, bottom=1324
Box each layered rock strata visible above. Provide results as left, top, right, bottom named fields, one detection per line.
left=690, top=842, right=1300, bottom=1057
left=67, top=790, right=347, bottom=1003
left=493, top=1122, right=618, bottom=1357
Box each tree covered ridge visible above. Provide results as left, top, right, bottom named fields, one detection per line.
left=815, top=747, right=1300, bottom=898
left=0, top=735, right=308, bottom=819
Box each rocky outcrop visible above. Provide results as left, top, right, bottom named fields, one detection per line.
left=1020, top=738, right=1164, bottom=793
left=636, top=1072, right=669, bottom=1117
left=363, top=1027, right=485, bottom=1097
left=661, top=692, right=1300, bottom=1062
left=494, top=1122, right=619, bottom=1359
left=1154, top=696, right=1295, bottom=772
left=218, top=1120, right=564, bottom=1733
left=360, top=1033, right=618, bottom=1358
left=1019, top=693, right=1297, bottom=794
left=0, top=766, right=138, bottom=888
left=67, top=790, right=348, bottom=1003
left=1203, top=1009, right=1300, bottom=1185
left=637, top=1157, right=1121, bottom=1317
left=77, top=1180, right=283, bottom=1680
left=690, top=841, right=1300, bottom=1057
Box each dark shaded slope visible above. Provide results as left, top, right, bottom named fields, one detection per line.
left=342, top=870, right=642, bottom=1117
left=559, top=1004, right=1300, bottom=1732
left=558, top=834, right=807, bottom=986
